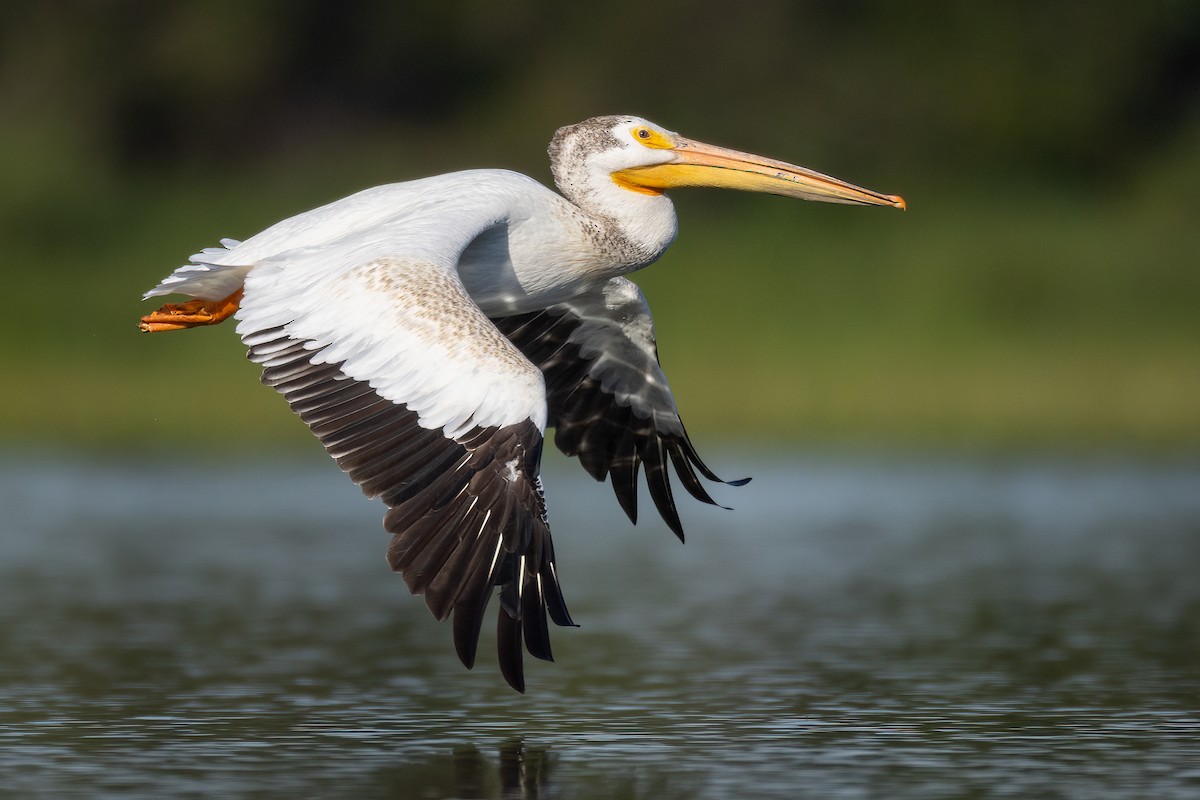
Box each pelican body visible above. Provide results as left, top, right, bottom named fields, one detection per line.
left=140, top=115, right=904, bottom=691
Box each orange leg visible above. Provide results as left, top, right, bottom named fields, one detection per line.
left=139, top=288, right=244, bottom=333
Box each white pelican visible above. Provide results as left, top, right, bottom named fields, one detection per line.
left=140, top=115, right=904, bottom=691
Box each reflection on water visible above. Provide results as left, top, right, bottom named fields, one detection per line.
left=347, top=739, right=553, bottom=800
left=0, top=451, right=1198, bottom=798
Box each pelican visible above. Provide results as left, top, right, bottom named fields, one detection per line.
left=140, top=115, right=904, bottom=691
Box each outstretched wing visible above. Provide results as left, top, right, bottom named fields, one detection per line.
left=492, top=277, right=748, bottom=541
left=228, top=200, right=575, bottom=692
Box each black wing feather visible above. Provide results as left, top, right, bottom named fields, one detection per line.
left=493, top=284, right=748, bottom=542
left=246, top=327, right=574, bottom=692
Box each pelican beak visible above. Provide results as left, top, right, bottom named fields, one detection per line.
left=614, top=136, right=906, bottom=210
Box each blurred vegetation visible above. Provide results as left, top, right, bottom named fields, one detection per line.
left=1, top=1, right=1197, bottom=452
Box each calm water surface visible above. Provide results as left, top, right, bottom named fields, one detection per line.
left=1, top=450, right=1198, bottom=798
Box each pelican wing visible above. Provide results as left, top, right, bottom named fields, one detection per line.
left=493, top=277, right=748, bottom=541
left=234, top=229, right=574, bottom=692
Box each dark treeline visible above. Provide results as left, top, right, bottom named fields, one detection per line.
left=4, top=1, right=1199, bottom=185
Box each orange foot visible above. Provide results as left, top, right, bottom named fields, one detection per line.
left=138, top=288, right=244, bottom=333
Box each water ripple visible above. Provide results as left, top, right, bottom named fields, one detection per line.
left=1, top=452, right=1197, bottom=798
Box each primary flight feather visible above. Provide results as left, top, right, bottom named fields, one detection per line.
left=140, top=115, right=904, bottom=691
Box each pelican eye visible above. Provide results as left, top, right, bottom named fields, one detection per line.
left=630, top=126, right=675, bottom=150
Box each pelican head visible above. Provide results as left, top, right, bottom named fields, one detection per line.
left=550, top=115, right=905, bottom=211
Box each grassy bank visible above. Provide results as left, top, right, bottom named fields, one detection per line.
left=2, top=157, right=1196, bottom=454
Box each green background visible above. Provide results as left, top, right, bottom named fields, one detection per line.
left=2, top=1, right=1197, bottom=452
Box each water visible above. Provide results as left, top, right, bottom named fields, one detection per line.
left=1, top=450, right=1197, bottom=798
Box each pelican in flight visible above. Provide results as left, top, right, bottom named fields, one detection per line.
left=140, top=115, right=904, bottom=691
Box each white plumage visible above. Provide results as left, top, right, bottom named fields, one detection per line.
left=140, top=115, right=904, bottom=691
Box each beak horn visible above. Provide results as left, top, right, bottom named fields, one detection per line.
left=615, top=136, right=906, bottom=210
